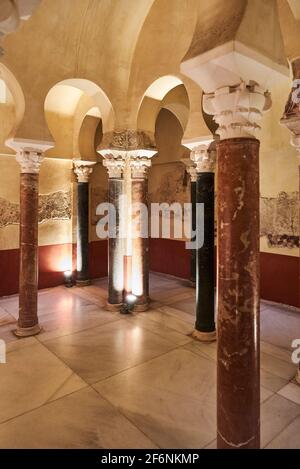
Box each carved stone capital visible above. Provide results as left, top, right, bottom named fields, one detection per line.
left=190, top=145, right=215, bottom=173
left=281, top=58, right=300, bottom=158
left=102, top=153, right=126, bottom=178
left=16, top=149, right=44, bottom=174
left=181, top=158, right=197, bottom=182
left=73, top=160, right=95, bottom=182
left=203, top=81, right=272, bottom=140
left=98, top=129, right=156, bottom=152
left=6, top=138, right=54, bottom=174
left=129, top=156, right=152, bottom=179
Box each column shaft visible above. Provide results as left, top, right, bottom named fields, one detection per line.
left=190, top=180, right=196, bottom=286
left=195, top=171, right=215, bottom=334
left=107, top=177, right=124, bottom=308
left=18, top=172, right=40, bottom=334
left=76, top=181, right=89, bottom=284
left=131, top=178, right=149, bottom=310
left=217, top=138, right=260, bottom=449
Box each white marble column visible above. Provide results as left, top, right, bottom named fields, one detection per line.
left=129, top=155, right=152, bottom=310
left=102, top=154, right=126, bottom=310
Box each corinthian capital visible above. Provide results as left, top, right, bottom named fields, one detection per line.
left=190, top=145, right=215, bottom=173
left=280, top=58, right=300, bottom=157
left=16, top=149, right=44, bottom=174
left=102, top=153, right=126, bottom=178
left=129, top=156, right=152, bottom=179
left=203, top=82, right=271, bottom=140
left=73, top=160, right=95, bottom=182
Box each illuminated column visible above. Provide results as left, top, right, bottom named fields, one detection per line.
left=190, top=144, right=216, bottom=341
left=280, top=57, right=300, bottom=385
left=73, top=161, right=95, bottom=286
left=129, top=156, right=152, bottom=311
left=11, top=141, right=52, bottom=337
left=102, top=155, right=125, bottom=310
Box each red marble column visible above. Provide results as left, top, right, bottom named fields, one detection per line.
left=15, top=149, right=44, bottom=336
left=201, top=82, right=271, bottom=449
left=217, top=138, right=260, bottom=449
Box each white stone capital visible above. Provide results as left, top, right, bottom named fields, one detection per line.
left=129, top=156, right=152, bottom=179
left=102, top=152, right=126, bottom=178
left=16, top=149, right=44, bottom=174
left=181, top=158, right=197, bottom=182
left=73, top=160, right=96, bottom=182
left=203, top=81, right=272, bottom=140
left=6, top=138, right=54, bottom=174
left=190, top=145, right=215, bottom=173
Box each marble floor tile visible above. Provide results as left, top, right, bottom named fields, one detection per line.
left=261, top=306, right=300, bottom=350
left=0, top=311, right=18, bottom=344
left=42, top=319, right=177, bottom=384
left=168, top=296, right=196, bottom=316
left=260, top=368, right=289, bottom=393
left=157, top=305, right=195, bottom=326
left=124, top=313, right=192, bottom=346
left=278, top=382, right=300, bottom=405
left=0, top=286, right=97, bottom=319
left=261, top=394, right=300, bottom=447
left=0, top=342, right=86, bottom=423
left=138, top=308, right=194, bottom=336
left=265, top=416, right=300, bottom=449
left=37, top=307, right=119, bottom=342
left=184, top=340, right=217, bottom=362
left=260, top=351, right=296, bottom=380
left=204, top=438, right=217, bottom=449
left=260, top=341, right=293, bottom=363
left=95, top=349, right=217, bottom=449
left=68, top=286, right=107, bottom=308
left=260, top=386, right=274, bottom=403
left=0, top=387, right=157, bottom=449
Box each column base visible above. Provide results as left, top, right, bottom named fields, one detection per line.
left=133, top=302, right=149, bottom=312
left=76, top=279, right=91, bottom=286
left=106, top=301, right=123, bottom=312
left=191, top=329, right=216, bottom=342
left=13, top=323, right=42, bottom=338
left=296, top=368, right=300, bottom=386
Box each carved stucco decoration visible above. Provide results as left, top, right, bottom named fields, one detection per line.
left=0, top=190, right=71, bottom=228
left=280, top=58, right=300, bottom=153
left=260, top=191, right=299, bottom=248
left=99, top=129, right=156, bottom=152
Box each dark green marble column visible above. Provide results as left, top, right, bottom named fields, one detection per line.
left=74, top=162, right=95, bottom=286
left=191, top=145, right=216, bottom=342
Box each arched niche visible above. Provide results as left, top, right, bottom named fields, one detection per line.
left=0, top=63, right=25, bottom=151
left=154, top=108, right=190, bottom=164
left=137, top=75, right=190, bottom=137
left=44, top=78, right=114, bottom=159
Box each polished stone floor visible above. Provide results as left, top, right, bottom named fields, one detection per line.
left=0, top=272, right=299, bottom=449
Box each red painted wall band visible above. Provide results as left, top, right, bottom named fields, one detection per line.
left=0, top=239, right=298, bottom=308
left=0, top=240, right=108, bottom=297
